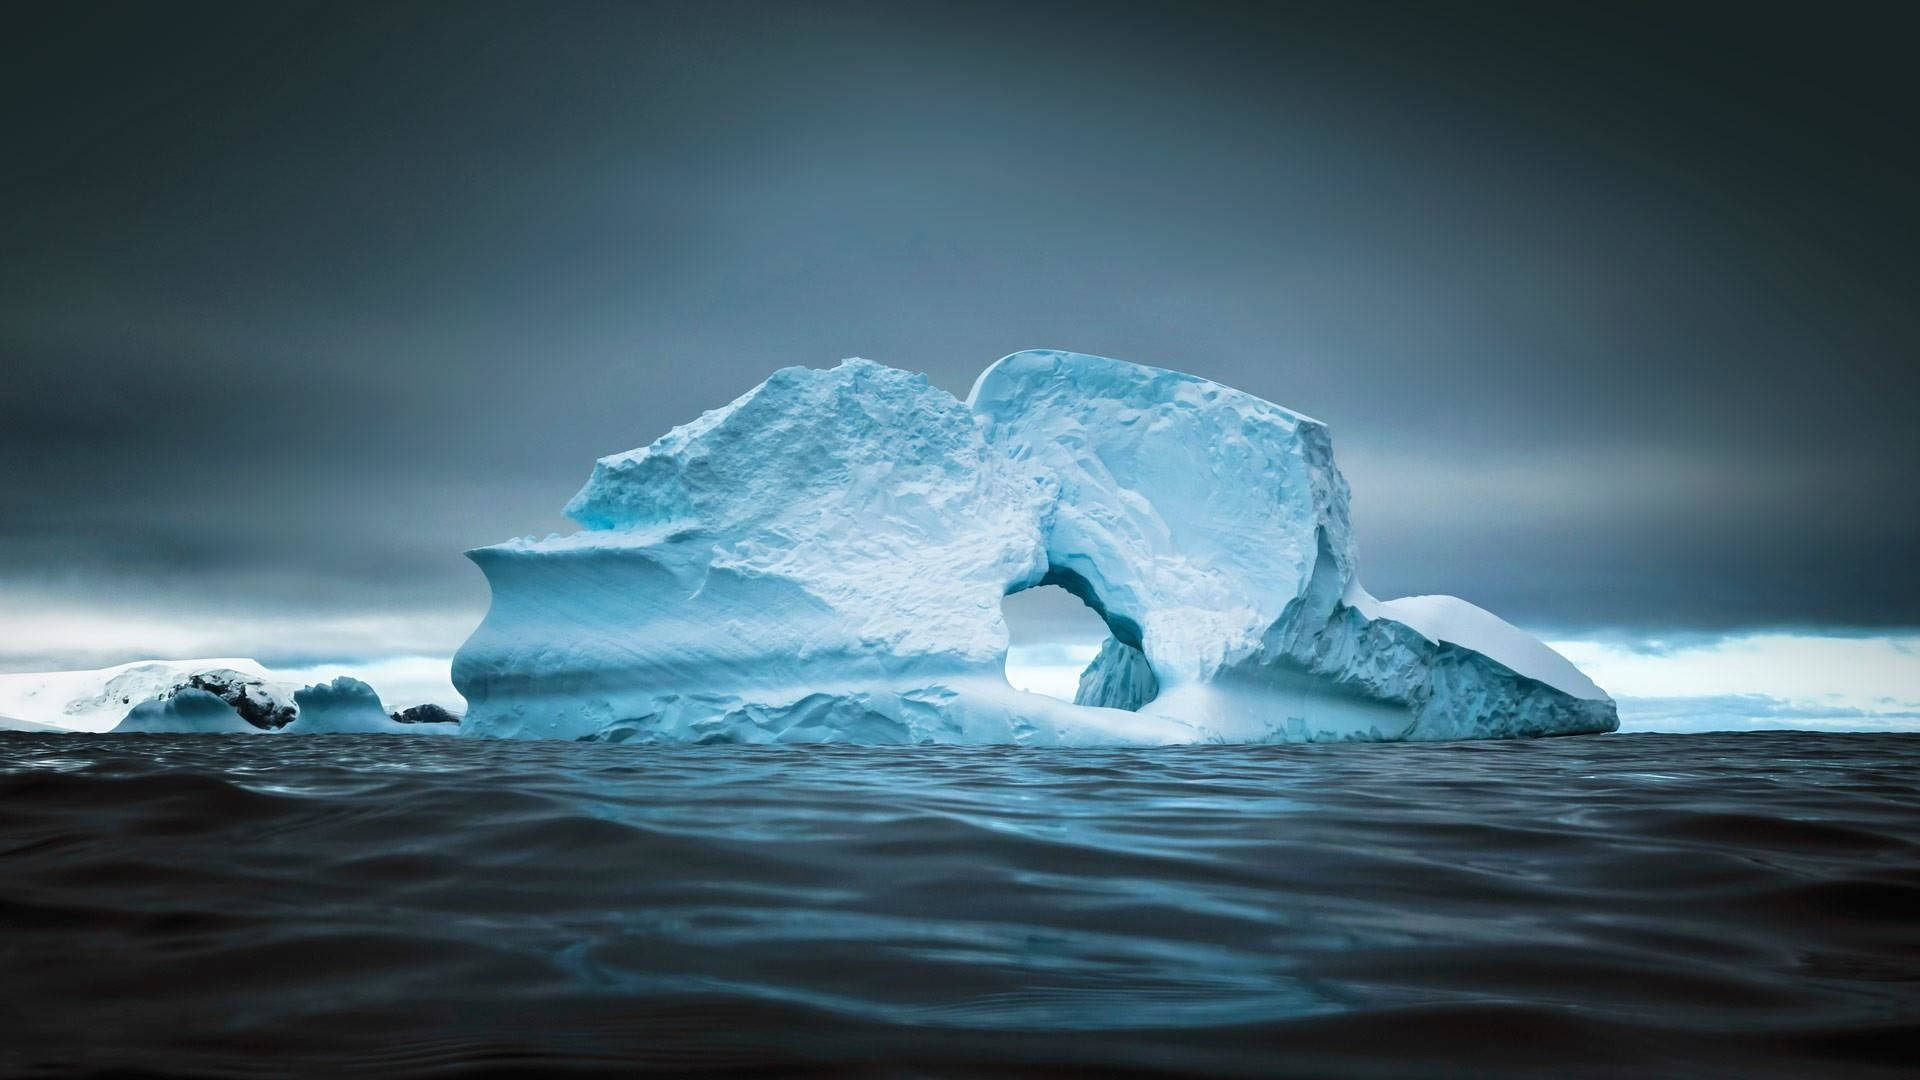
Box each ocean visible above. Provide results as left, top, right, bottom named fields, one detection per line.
left=2, top=731, right=1915, bottom=1077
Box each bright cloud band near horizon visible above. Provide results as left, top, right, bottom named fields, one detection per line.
left=4, top=586, right=1915, bottom=734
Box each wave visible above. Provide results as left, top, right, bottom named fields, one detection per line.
left=1, top=732, right=1916, bottom=1077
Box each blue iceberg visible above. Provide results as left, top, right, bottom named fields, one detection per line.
left=454, top=351, right=1616, bottom=743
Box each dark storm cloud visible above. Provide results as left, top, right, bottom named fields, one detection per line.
left=3, top=0, right=1916, bottom=666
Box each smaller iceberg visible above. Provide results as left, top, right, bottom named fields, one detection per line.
left=113, top=688, right=261, bottom=734
left=282, top=677, right=457, bottom=735
left=390, top=703, right=461, bottom=726
left=102, top=673, right=458, bottom=735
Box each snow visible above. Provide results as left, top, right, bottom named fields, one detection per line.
left=454, top=350, right=1617, bottom=743
left=0, top=714, right=70, bottom=734
left=1343, top=586, right=1607, bottom=701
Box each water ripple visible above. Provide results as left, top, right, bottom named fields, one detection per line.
left=1, top=731, right=1917, bottom=1077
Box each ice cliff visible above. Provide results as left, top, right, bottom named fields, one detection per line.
left=454, top=351, right=1617, bottom=743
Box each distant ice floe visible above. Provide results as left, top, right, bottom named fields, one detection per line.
left=0, top=659, right=459, bottom=735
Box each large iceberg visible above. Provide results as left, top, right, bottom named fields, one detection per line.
left=454, top=351, right=1616, bottom=743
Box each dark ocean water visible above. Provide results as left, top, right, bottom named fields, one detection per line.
left=1, top=732, right=1916, bottom=1078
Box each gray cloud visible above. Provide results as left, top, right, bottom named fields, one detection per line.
left=3, top=1, right=1916, bottom=669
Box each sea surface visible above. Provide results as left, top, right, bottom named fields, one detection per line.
left=2, top=732, right=1916, bottom=1078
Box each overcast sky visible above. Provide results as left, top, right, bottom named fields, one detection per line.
left=3, top=1, right=1916, bottom=673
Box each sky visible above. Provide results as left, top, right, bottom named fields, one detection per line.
left=3, top=2, right=1916, bottom=727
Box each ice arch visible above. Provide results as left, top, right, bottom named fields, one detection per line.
left=1000, top=581, right=1156, bottom=708
left=453, top=350, right=1616, bottom=743
left=967, top=348, right=1350, bottom=692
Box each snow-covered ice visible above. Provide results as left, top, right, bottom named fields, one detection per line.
left=0, top=660, right=457, bottom=735
left=0, top=659, right=276, bottom=733
left=454, top=350, right=1617, bottom=743
left=0, top=714, right=72, bottom=734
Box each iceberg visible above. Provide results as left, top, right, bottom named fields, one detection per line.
left=454, top=351, right=1616, bottom=743
left=113, top=687, right=262, bottom=734
left=106, top=676, right=455, bottom=736
left=105, top=668, right=298, bottom=734
left=282, top=677, right=457, bottom=735
left=390, top=703, right=461, bottom=726
left=0, top=659, right=277, bottom=733
left=0, top=663, right=465, bottom=736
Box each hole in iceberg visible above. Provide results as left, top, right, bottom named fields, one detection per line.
left=1001, top=584, right=1124, bottom=705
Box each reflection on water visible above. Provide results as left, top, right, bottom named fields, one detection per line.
left=2, top=732, right=1916, bottom=1077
